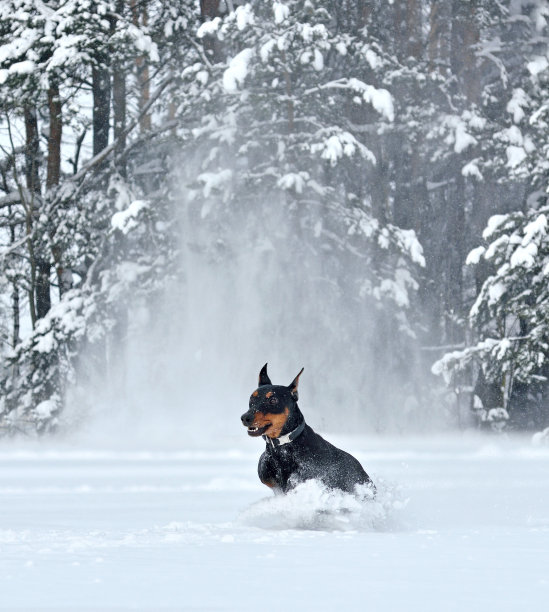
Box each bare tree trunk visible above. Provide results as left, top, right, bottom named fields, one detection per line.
left=47, top=82, right=74, bottom=298
left=23, top=104, right=40, bottom=325
left=393, top=0, right=422, bottom=61
left=405, top=0, right=422, bottom=59
left=24, top=106, right=40, bottom=194
left=12, top=284, right=20, bottom=347
left=428, top=1, right=450, bottom=73
left=200, top=0, right=222, bottom=62
left=392, top=0, right=423, bottom=229
left=92, top=63, right=111, bottom=156
left=110, top=0, right=127, bottom=176
left=34, top=260, right=51, bottom=319
left=357, top=0, right=373, bottom=28
left=71, top=127, right=88, bottom=174
left=393, top=0, right=404, bottom=59
left=132, top=0, right=151, bottom=132
left=281, top=51, right=294, bottom=133
left=113, top=66, right=127, bottom=170
left=451, top=0, right=480, bottom=103
left=444, top=177, right=466, bottom=344
left=9, top=204, right=21, bottom=387
left=8, top=207, right=20, bottom=348
left=37, top=82, right=64, bottom=316
left=200, top=0, right=220, bottom=20
left=47, top=84, right=62, bottom=189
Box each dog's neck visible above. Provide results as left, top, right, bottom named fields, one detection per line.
left=263, top=419, right=306, bottom=448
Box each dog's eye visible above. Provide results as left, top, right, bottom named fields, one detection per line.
left=269, top=397, right=278, bottom=405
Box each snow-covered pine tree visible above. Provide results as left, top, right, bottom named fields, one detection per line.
left=432, top=1, right=549, bottom=431
left=173, top=0, right=426, bottom=421
left=433, top=208, right=549, bottom=429
left=4, top=0, right=549, bottom=435
left=0, top=0, right=189, bottom=433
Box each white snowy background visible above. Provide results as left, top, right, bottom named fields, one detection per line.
left=2, top=3, right=549, bottom=610
left=1, top=433, right=548, bottom=610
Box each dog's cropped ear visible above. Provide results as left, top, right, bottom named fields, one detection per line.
left=288, top=367, right=304, bottom=400
left=258, top=363, right=272, bottom=386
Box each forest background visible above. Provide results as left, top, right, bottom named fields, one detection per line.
left=2, top=0, right=549, bottom=439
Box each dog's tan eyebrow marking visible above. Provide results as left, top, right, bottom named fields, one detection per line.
left=252, top=390, right=259, bottom=397
left=265, top=391, right=273, bottom=398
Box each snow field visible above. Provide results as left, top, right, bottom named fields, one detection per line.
left=0, top=435, right=548, bottom=610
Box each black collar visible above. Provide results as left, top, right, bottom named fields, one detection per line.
left=263, top=420, right=306, bottom=448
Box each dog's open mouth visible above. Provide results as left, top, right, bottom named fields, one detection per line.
left=247, top=424, right=270, bottom=437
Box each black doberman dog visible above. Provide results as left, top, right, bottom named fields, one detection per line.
left=241, top=364, right=375, bottom=495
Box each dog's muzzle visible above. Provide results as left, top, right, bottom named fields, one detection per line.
left=241, top=412, right=270, bottom=437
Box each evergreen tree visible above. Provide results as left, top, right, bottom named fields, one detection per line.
left=175, top=1, right=426, bottom=421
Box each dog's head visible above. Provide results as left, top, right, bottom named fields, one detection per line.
left=241, top=363, right=304, bottom=439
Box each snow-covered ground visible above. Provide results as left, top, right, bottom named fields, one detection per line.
left=1, top=434, right=548, bottom=610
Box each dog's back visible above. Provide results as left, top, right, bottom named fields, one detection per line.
left=259, top=423, right=374, bottom=494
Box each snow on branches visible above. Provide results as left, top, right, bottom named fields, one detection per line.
left=182, top=0, right=423, bottom=323
left=433, top=206, right=549, bottom=427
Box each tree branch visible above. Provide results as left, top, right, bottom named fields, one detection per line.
left=52, top=72, right=174, bottom=207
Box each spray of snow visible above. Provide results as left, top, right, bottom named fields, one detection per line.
left=533, top=427, right=549, bottom=445
left=239, top=478, right=406, bottom=532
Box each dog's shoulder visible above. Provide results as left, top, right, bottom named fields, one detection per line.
left=298, top=423, right=342, bottom=455
left=299, top=424, right=374, bottom=491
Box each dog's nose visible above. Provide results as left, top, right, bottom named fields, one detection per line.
left=241, top=413, right=253, bottom=426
